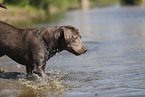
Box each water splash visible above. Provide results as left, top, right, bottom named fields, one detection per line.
left=18, top=68, right=66, bottom=96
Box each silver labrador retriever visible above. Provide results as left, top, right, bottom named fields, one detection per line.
left=0, top=21, right=87, bottom=79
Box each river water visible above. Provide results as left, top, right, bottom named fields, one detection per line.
left=0, top=5, right=145, bottom=97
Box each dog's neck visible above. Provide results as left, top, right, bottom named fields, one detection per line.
left=40, top=27, right=62, bottom=58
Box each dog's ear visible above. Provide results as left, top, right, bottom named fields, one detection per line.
left=60, top=26, right=64, bottom=37
left=57, top=26, right=65, bottom=42
left=57, top=26, right=68, bottom=50
left=60, top=26, right=73, bottom=44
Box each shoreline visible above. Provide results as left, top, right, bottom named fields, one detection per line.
left=0, top=6, right=46, bottom=26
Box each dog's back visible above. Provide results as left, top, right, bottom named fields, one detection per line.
left=0, top=21, right=44, bottom=65
left=0, top=22, right=32, bottom=63
left=0, top=21, right=18, bottom=33
left=0, top=21, right=22, bottom=50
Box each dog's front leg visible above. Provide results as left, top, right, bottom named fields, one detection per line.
left=26, top=60, right=46, bottom=80
left=33, top=59, right=46, bottom=78
left=26, top=50, right=47, bottom=80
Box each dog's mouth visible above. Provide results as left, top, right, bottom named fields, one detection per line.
left=69, top=48, right=81, bottom=56
left=67, top=46, right=87, bottom=56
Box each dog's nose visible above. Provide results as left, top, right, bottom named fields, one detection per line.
left=83, top=47, right=87, bottom=53
left=84, top=48, right=87, bottom=51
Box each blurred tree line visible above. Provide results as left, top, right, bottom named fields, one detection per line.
left=3, top=0, right=81, bottom=13
left=120, top=0, right=142, bottom=5
left=3, top=0, right=143, bottom=11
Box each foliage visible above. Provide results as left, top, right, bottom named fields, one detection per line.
left=4, top=0, right=79, bottom=12
left=120, top=0, right=142, bottom=5
left=4, top=0, right=143, bottom=12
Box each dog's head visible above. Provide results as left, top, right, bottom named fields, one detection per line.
left=58, top=25, right=87, bottom=56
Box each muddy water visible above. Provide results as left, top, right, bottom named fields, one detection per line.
left=1, top=5, right=145, bottom=97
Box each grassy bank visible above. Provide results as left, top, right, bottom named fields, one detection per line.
left=0, top=0, right=80, bottom=26
left=3, top=0, right=80, bottom=14
left=0, top=5, right=46, bottom=26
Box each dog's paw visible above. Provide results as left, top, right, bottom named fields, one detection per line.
left=27, top=73, right=42, bottom=81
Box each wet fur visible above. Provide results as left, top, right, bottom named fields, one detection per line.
left=0, top=21, right=87, bottom=79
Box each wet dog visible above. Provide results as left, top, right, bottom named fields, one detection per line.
left=0, top=21, right=87, bottom=79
